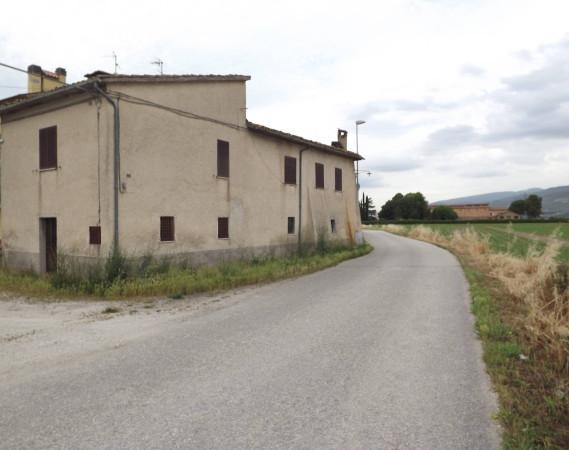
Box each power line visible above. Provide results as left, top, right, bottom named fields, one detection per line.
left=0, top=60, right=243, bottom=132
left=107, top=89, right=244, bottom=131
left=0, top=62, right=27, bottom=74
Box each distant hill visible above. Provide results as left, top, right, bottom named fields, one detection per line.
left=433, top=186, right=569, bottom=218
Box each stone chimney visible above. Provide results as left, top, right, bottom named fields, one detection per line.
left=331, top=129, right=348, bottom=150
left=27, top=64, right=67, bottom=93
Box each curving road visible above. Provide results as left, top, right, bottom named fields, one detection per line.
left=0, top=231, right=500, bottom=449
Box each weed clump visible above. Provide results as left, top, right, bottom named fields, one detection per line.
left=0, top=242, right=372, bottom=301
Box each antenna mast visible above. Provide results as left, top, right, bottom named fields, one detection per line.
left=112, top=52, right=119, bottom=74
left=151, top=58, right=164, bottom=75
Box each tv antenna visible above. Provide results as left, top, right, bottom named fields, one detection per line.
left=104, top=52, right=119, bottom=74
left=151, top=58, right=164, bottom=75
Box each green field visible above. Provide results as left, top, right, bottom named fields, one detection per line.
left=380, top=222, right=569, bottom=262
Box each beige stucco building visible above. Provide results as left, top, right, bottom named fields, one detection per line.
left=444, top=204, right=520, bottom=220
left=0, top=70, right=362, bottom=272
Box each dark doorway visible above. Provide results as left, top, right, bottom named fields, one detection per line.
left=41, top=218, right=57, bottom=273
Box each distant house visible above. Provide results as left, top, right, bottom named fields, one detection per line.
left=0, top=65, right=363, bottom=273
left=488, top=208, right=521, bottom=220
left=440, top=203, right=520, bottom=220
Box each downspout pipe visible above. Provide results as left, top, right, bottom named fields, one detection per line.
left=93, top=82, right=121, bottom=251
left=298, top=146, right=310, bottom=253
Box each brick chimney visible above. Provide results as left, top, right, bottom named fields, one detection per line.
left=27, top=64, right=67, bottom=93
left=331, top=129, right=348, bottom=150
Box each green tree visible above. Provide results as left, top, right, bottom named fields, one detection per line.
left=430, top=205, right=458, bottom=220
left=526, top=194, right=542, bottom=218
left=378, top=192, right=429, bottom=220
left=359, top=192, right=375, bottom=221
left=509, top=199, right=527, bottom=215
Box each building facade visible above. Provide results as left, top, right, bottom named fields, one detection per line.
left=443, top=204, right=520, bottom=220
left=0, top=71, right=362, bottom=272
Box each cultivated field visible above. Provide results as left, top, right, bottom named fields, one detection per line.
left=377, top=222, right=569, bottom=262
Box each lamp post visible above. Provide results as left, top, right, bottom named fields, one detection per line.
left=355, top=120, right=366, bottom=195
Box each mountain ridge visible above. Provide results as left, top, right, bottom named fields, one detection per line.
left=433, top=185, right=569, bottom=217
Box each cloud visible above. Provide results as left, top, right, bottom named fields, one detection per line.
left=359, top=175, right=386, bottom=189
left=484, top=37, right=569, bottom=141
left=368, top=158, right=422, bottom=173
left=351, top=97, right=460, bottom=119
left=460, top=64, right=485, bottom=77
left=425, top=125, right=479, bottom=151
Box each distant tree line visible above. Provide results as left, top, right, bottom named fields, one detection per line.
left=368, top=191, right=543, bottom=221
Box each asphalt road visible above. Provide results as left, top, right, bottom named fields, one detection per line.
left=0, top=231, right=500, bottom=449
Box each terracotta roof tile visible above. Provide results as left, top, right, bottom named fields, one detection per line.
left=85, top=72, right=251, bottom=82
left=247, top=121, right=363, bottom=161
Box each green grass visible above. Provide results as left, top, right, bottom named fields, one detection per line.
left=0, top=244, right=373, bottom=299
left=506, top=223, right=569, bottom=240
left=465, top=265, right=569, bottom=449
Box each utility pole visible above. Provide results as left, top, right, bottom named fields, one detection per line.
left=355, top=119, right=366, bottom=196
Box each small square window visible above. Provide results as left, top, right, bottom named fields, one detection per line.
left=331, top=219, right=337, bottom=233
left=89, top=226, right=101, bottom=245
left=160, top=216, right=175, bottom=242
left=287, top=217, right=295, bottom=234
left=218, top=217, right=229, bottom=239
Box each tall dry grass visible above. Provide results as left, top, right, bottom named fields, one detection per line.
left=390, top=224, right=569, bottom=373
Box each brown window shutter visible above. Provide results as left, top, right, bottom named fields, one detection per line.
left=48, top=126, right=57, bottom=168
left=284, top=156, right=297, bottom=184
left=218, top=217, right=229, bottom=239
left=335, top=168, right=342, bottom=191
left=89, top=226, right=101, bottom=245
left=39, top=126, right=57, bottom=170
left=315, top=163, right=324, bottom=188
left=39, top=128, right=48, bottom=169
left=217, top=140, right=229, bottom=177
left=160, top=216, right=175, bottom=241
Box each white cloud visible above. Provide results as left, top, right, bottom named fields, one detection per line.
left=1, top=0, right=569, bottom=207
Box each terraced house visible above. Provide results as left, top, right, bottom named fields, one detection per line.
left=0, top=66, right=362, bottom=272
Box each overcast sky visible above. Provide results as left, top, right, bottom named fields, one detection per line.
left=1, top=0, right=568, bottom=207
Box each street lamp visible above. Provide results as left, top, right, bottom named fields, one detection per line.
left=355, top=120, right=366, bottom=193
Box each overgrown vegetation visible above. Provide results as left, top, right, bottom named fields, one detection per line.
left=0, top=243, right=372, bottom=299
left=381, top=224, right=569, bottom=448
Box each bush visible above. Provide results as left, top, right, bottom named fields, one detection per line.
left=430, top=205, right=458, bottom=220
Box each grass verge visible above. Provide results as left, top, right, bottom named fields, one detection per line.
left=0, top=243, right=372, bottom=300
left=380, top=225, right=569, bottom=449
